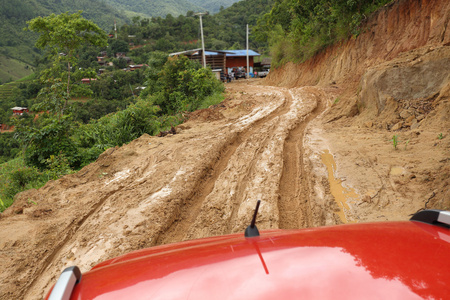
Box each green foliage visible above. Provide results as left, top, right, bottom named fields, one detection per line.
left=109, top=39, right=130, bottom=55
left=188, top=0, right=242, bottom=14
left=45, top=152, right=75, bottom=180
left=75, top=98, right=168, bottom=167
left=0, top=0, right=129, bottom=77
left=14, top=113, right=79, bottom=170
left=198, top=91, right=225, bottom=110
left=0, top=56, right=35, bottom=83
left=26, top=11, right=108, bottom=100
left=0, top=156, right=74, bottom=212
left=70, top=98, right=131, bottom=124
left=9, top=166, right=40, bottom=188
left=0, top=158, right=42, bottom=212
left=0, top=133, right=20, bottom=163
left=438, top=133, right=444, bottom=140
left=151, top=55, right=224, bottom=115
left=90, top=68, right=146, bottom=100
left=103, top=0, right=202, bottom=19
left=391, top=134, right=399, bottom=150
left=254, top=0, right=392, bottom=65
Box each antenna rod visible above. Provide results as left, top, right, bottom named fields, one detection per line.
left=245, top=200, right=261, bottom=237
left=250, top=200, right=261, bottom=228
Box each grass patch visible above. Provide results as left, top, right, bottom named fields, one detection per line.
left=16, top=72, right=36, bottom=82
left=0, top=55, right=35, bottom=83
left=198, top=91, right=225, bottom=110
left=0, top=156, right=71, bottom=212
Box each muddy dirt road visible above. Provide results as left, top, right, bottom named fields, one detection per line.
left=0, top=79, right=448, bottom=299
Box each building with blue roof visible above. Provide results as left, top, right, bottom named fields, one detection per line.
left=169, top=49, right=260, bottom=77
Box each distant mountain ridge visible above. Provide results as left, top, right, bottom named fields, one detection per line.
left=103, top=0, right=243, bottom=18
left=186, top=0, right=243, bottom=13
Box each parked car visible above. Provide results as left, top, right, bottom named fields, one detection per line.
left=234, top=67, right=246, bottom=79
left=46, top=208, right=450, bottom=300
left=257, top=69, right=270, bottom=78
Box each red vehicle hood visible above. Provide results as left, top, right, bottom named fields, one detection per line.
left=62, top=221, right=450, bottom=299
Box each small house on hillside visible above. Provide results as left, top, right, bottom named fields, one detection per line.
left=129, top=64, right=148, bottom=71
left=170, top=49, right=228, bottom=73
left=81, top=78, right=97, bottom=84
left=11, top=107, right=29, bottom=115
left=97, top=56, right=107, bottom=66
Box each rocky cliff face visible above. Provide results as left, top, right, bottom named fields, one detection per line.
left=268, top=0, right=450, bottom=88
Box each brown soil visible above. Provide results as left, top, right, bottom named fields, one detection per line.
left=0, top=0, right=449, bottom=299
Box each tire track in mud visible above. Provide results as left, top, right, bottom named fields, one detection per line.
left=157, top=86, right=327, bottom=244
left=156, top=87, right=293, bottom=245
left=278, top=89, right=326, bottom=229
left=23, top=187, right=125, bottom=299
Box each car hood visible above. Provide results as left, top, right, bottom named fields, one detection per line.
left=68, top=221, right=450, bottom=299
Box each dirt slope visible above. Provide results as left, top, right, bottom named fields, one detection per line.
left=0, top=0, right=449, bottom=299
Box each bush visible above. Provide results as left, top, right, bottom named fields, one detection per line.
left=9, top=167, right=40, bottom=188
left=14, top=113, right=79, bottom=170
left=151, top=56, right=224, bottom=115
left=0, top=158, right=47, bottom=212
left=75, top=97, right=168, bottom=165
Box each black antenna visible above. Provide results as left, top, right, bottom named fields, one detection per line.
left=245, top=200, right=261, bottom=237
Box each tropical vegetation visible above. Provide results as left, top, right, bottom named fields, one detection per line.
left=254, top=0, right=393, bottom=66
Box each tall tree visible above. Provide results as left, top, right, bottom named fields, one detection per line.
left=26, top=11, right=108, bottom=105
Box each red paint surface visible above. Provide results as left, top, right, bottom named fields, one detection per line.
left=48, top=221, right=450, bottom=299
left=227, top=57, right=254, bottom=69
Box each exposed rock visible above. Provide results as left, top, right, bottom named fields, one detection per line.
left=405, top=115, right=415, bottom=123
left=391, top=122, right=403, bottom=131
left=400, top=110, right=411, bottom=119
left=411, top=119, right=420, bottom=130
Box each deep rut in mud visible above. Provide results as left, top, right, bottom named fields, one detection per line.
left=157, top=86, right=325, bottom=244
left=278, top=90, right=326, bottom=229
left=157, top=86, right=298, bottom=245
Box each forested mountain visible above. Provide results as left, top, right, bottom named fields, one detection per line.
left=0, top=0, right=128, bottom=82
left=186, top=0, right=243, bottom=13
left=103, top=0, right=203, bottom=19
left=103, top=0, right=244, bottom=19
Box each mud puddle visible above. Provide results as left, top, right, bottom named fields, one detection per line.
left=321, top=150, right=359, bottom=223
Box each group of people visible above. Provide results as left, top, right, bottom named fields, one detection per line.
left=225, top=71, right=235, bottom=82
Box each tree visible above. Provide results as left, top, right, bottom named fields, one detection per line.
left=26, top=11, right=108, bottom=104
left=110, top=39, right=129, bottom=55
left=151, top=55, right=223, bottom=115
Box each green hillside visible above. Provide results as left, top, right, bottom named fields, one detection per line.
left=103, top=0, right=243, bottom=18
left=0, top=0, right=129, bottom=80
left=0, top=56, right=34, bottom=84
left=103, top=0, right=203, bottom=18
left=185, top=0, right=243, bottom=13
